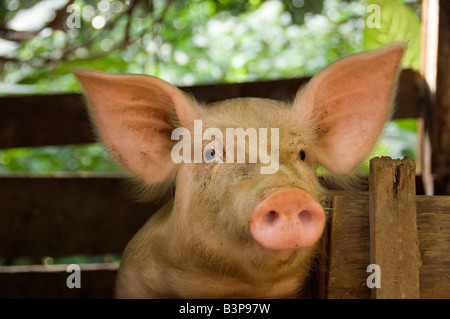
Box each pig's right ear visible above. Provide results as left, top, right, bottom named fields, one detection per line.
left=73, top=69, right=199, bottom=184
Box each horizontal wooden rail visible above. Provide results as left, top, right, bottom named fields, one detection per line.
left=326, top=193, right=450, bottom=299
left=0, top=69, right=429, bottom=149
left=0, top=173, right=429, bottom=262
left=0, top=263, right=118, bottom=298
left=0, top=175, right=162, bottom=261
left=0, top=191, right=448, bottom=298
left=326, top=157, right=449, bottom=299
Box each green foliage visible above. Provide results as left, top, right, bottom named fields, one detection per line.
left=1, top=0, right=367, bottom=93
left=364, top=0, right=421, bottom=69
left=0, top=0, right=421, bottom=174
left=354, top=119, right=418, bottom=174
left=361, top=0, right=421, bottom=172
left=0, top=144, right=119, bottom=173
left=1, top=253, right=121, bottom=266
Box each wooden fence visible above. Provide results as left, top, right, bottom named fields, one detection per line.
left=323, top=157, right=450, bottom=299
left=0, top=69, right=449, bottom=298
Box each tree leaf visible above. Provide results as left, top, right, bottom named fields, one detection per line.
left=363, top=0, right=421, bottom=70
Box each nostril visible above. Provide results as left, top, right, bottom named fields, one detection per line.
left=298, top=210, right=313, bottom=224
left=265, top=210, right=278, bottom=224
left=249, top=188, right=326, bottom=250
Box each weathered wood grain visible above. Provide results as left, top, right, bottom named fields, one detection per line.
left=369, top=157, right=421, bottom=299
left=326, top=192, right=449, bottom=299
left=0, top=189, right=449, bottom=298
left=326, top=192, right=371, bottom=299
left=416, top=195, right=450, bottom=298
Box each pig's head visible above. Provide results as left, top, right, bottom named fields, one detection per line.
left=74, top=44, right=403, bottom=296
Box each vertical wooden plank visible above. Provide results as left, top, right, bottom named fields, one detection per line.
left=431, top=1, right=450, bottom=195
left=420, top=0, right=439, bottom=103
left=419, top=0, right=438, bottom=195
left=326, top=192, right=371, bottom=299
left=369, top=157, right=421, bottom=299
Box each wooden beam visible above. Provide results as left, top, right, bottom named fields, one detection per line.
left=0, top=263, right=117, bottom=298
left=0, top=93, right=93, bottom=149
left=0, top=69, right=430, bottom=149
left=368, top=157, right=421, bottom=299
left=393, top=69, right=431, bottom=120
left=431, top=0, right=450, bottom=195
left=0, top=187, right=449, bottom=298
left=419, top=0, right=439, bottom=195
left=0, top=175, right=162, bottom=261
left=326, top=190, right=450, bottom=299
left=183, top=76, right=309, bottom=104
left=416, top=195, right=450, bottom=298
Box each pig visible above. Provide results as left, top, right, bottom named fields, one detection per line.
left=74, top=44, right=404, bottom=298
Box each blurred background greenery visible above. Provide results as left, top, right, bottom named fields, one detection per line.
left=0, top=0, right=422, bottom=175
left=0, top=0, right=421, bottom=265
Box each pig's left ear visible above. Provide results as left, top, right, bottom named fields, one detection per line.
left=293, top=44, right=404, bottom=175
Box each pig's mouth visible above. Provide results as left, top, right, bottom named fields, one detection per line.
left=244, top=241, right=320, bottom=281
left=260, top=248, right=298, bottom=261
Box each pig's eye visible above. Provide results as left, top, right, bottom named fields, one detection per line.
left=204, top=147, right=222, bottom=163
left=298, top=150, right=306, bottom=161
left=204, top=148, right=216, bottom=162
left=203, top=140, right=223, bottom=163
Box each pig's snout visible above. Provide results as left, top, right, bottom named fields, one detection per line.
left=249, top=188, right=325, bottom=250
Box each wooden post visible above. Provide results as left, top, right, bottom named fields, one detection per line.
left=369, top=157, right=421, bottom=299
left=419, top=0, right=438, bottom=195
left=429, top=0, right=450, bottom=195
